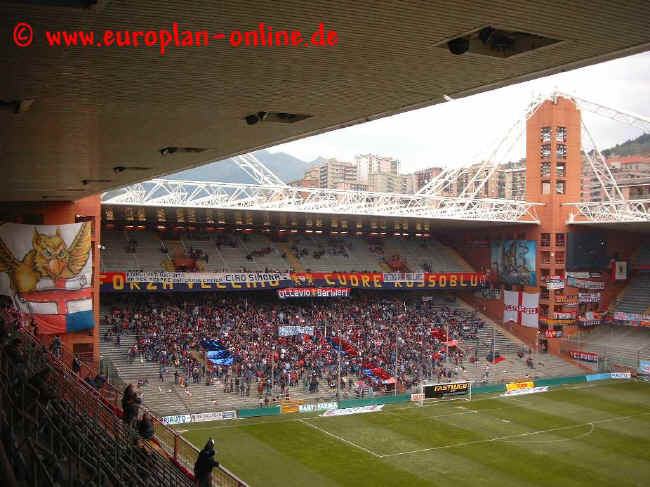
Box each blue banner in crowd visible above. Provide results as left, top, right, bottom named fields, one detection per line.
left=201, top=339, right=235, bottom=366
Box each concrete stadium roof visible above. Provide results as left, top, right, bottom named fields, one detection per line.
left=2, top=1, right=649, bottom=201
left=102, top=204, right=535, bottom=233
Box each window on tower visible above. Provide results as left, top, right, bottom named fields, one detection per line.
left=541, top=126, right=551, bottom=143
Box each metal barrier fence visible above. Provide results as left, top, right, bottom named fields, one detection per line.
left=18, top=329, right=248, bottom=487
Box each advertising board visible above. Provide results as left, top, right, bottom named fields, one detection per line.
left=423, top=381, right=469, bottom=399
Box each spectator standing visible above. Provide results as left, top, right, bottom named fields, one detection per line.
left=122, top=383, right=142, bottom=427
left=50, top=334, right=62, bottom=358
left=138, top=411, right=155, bottom=440
left=72, top=355, right=81, bottom=375
left=194, top=438, right=219, bottom=487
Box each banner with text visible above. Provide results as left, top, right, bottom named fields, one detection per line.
left=503, top=290, right=539, bottom=328
left=278, top=325, right=315, bottom=337
left=569, top=350, right=599, bottom=363
left=100, top=271, right=487, bottom=293
left=545, top=329, right=563, bottom=338
left=614, top=311, right=650, bottom=325
left=278, top=287, right=350, bottom=299
left=639, top=360, right=650, bottom=375
left=613, top=261, right=628, bottom=282
left=125, top=271, right=291, bottom=283
left=547, top=278, right=565, bottom=290
left=579, top=292, right=600, bottom=303
left=567, top=277, right=605, bottom=290
left=382, top=272, right=425, bottom=283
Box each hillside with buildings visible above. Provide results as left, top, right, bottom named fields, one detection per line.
left=161, top=133, right=649, bottom=203
left=602, top=133, right=650, bottom=158
left=167, top=149, right=323, bottom=184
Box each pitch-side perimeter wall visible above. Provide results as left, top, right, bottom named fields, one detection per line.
left=200, top=374, right=623, bottom=420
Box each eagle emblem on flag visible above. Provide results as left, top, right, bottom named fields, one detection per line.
left=0, top=222, right=94, bottom=334
left=0, top=222, right=91, bottom=293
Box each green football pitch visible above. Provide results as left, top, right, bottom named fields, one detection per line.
left=181, top=380, right=650, bottom=487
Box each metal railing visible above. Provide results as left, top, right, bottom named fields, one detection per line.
left=2, top=330, right=195, bottom=487
left=17, top=329, right=248, bottom=487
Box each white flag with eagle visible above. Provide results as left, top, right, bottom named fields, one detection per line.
left=0, top=222, right=94, bottom=334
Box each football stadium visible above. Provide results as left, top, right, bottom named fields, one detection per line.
left=2, top=2, right=650, bottom=486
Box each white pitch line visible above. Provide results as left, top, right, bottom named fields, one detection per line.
left=298, top=419, right=383, bottom=458
left=380, top=412, right=650, bottom=458
left=500, top=422, right=595, bottom=444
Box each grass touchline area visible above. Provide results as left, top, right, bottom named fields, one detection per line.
left=182, top=380, right=650, bottom=487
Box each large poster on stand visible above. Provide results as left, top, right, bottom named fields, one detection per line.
left=491, top=240, right=537, bottom=286
left=0, top=222, right=94, bottom=334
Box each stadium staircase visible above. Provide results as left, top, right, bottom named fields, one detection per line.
left=614, top=274, right=650, bottom=314
left=345, top=238, right=385, bottom=272
left=102, top=229, right=139, bottom=271
left=563, top=324, right=650, bottom=370
left=454, top=299, right=584, bottom=383
left=444, top=245, right=475, bottom=273
left=381, top=240, right=411, bottom=272
left=275, top=241, right=304, bottom=272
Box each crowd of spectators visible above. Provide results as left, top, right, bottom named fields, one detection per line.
left=188, top=247, right=208, bottom=262
left=385, top=253, right=409, bottom=272
left=103, top=293, right=487, bottom=403
left=290, top=237, right=350, bottom=261
left=126, top=239, right=138, bottom=253
left=215, top=234, right=238, bottom=249
left=245, top=247, right=273, bottom=261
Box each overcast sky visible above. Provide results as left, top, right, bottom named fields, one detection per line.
left=269, top=51, right=650, bottom=173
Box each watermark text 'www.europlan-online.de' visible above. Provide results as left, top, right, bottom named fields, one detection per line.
left=13, top=22, right=339, bottom=54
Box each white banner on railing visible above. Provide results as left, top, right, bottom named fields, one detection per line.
left=578, top=292, right=600, bottom=303
left=125, top=271, right=291, bottom=283
left=382, top=272, right=425, bottom=283
left=566, top=272, right=590, bottom=279
left=614, top=261, right=628, bottom=281
left=278, top=325, right=314, bottom=336
left=190, top=410, right=237, bottom=423
left=161, top=414, right=191, bottom=425
left=567, top=277, right=605, bottom=290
